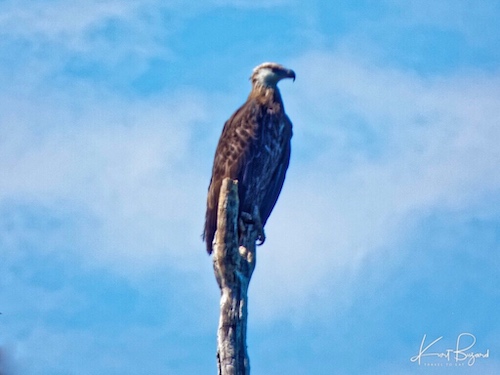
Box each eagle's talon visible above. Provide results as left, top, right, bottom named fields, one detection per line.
left=239, top=211, right=266, bottom=246
left=256, top=230, right=266, bottom=246
left=254, top=209, right=265, bottom=246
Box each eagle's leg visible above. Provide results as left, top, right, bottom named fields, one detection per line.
left=239, top=208, right=266, bottom=246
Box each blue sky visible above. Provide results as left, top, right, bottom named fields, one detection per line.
left=1, top=0, right=499, bottom=374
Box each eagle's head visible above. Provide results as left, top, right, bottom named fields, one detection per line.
left=251, top=62, right=296, bottom=88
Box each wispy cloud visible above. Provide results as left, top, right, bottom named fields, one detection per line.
left=249, top=49, right=500, bottom=323
left=1, top=1, right=498, bottom=373
left=0, top=84, right=212, bottom=277
left=2, top=45, right=498, bottom=320
left=0, top=0, right=182, bottom=90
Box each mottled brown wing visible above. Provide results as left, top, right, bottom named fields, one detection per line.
left=203, top=99, right=260, bottom=254
left=259, top=114, right=292, bottom=226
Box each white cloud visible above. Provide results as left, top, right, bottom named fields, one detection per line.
left=0, top=0, right=180, bottom=85
left=0, top=0, right=190, bottom=44
left=1, top=0, right=499, bottom=327
left=0, top=0, right=294, bottom=49
left=0, top=4, right=497, bottom=375
left=249, top=50, right=500, bottom=323
left=0, top=1, right=134, bottom=39
left=0, top=85, right=212, bottom=277
left=3, top=46, right=499, bottom=324
left=2, top=45, right=499, bottom=325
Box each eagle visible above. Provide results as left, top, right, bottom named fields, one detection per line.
left=203, top=62, right=295, bottom=254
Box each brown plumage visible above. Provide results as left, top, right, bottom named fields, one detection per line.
left=203, top=62, right=295, bottom=254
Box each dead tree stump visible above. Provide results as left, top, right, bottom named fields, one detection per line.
left=213, top=178, right=258, bottom=375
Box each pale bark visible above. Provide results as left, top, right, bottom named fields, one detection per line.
left=213, top=178, right=258, bottom=375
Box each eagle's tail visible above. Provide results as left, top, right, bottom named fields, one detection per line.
left=203, top=211, right=216, bottom=254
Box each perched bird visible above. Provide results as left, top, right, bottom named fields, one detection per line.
left=203, top=62, right=295, bottom=254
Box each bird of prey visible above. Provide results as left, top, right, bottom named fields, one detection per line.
left=203, top=62, right=295, bottom=254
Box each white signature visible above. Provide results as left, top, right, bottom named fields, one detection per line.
left=410, top=333, right=490, bottom=366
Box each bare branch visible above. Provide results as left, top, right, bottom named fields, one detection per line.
left=213, top=178, right=257, bottom=375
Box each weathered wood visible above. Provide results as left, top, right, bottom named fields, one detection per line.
left=213, top=178, right=258, bottom=375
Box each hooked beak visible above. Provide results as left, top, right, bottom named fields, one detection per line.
left=286, top=69, right=296, bottom=82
